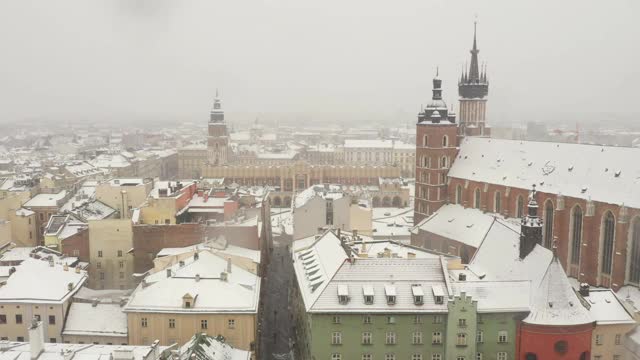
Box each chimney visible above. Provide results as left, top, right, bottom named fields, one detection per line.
left=166, top=269, right=172, bottom=278
left=226, top=257, right=232, bottom=273
left=48, top=259, right=54, bottom=267
left=63, top=264, right=69, bottom=271
left=337, top=228, right=341, bottom=239
left=179, top=260, right=185, bottom=267
left=220, top=272, right=228, bottom=281
left=28, top=319, right=44, bottom=359
left=519, top=185, right=543, bottom=260
left=92, top=298, right=99, bottom=307
left=158, top=188, right=168, bottom=197
left=75, top=266, right=80, bottom=274
left=407, top=252, right=416, bottom=259
left=67, top=282, right=74, bottom=291
left=8, top=266, right=16, bottom=276
left=579, top=283, right=590, bottom=297
left=203, top=192, right=209, bottom=203
left=353, top=229, right=358, bottom=239
left=458, top=273, right=467, bottom=281
left=194, top=251, right=199, bottom=261
left=195, top=274, right=201, bottom=282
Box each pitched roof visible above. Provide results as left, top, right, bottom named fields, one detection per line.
left=449, top=137, right=640, bottom=208
left=62, top=302, right=127, bottom=337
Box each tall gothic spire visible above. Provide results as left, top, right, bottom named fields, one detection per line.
left=468, top=21, right=480, bottom=83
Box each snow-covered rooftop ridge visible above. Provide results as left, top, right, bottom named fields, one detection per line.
left=416, top=204, right=518, bottom=248
left=0, top=257, right=86, bottom=303
left=583, top=288, right=636, bottom=325
left=0, top=341, right=171, bottom=360
left=124, top=250, right=260, bottom=314
left=294, top=184, right=345, bottom=208
left=62, top=302, right=127, bottom=337
left=23, top=190, right=68, bottom=208
left=449, top=137, right=640, bottom=208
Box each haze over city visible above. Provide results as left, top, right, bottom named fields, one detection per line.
left=1, top=0, right=639, bottom=127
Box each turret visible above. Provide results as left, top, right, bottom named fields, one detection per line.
left=520, top=185, right=543, bottom=259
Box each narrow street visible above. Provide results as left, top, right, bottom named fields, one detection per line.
left=259, top=222, right=294, bottom=360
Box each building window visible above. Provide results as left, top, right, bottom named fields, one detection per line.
left=119, top=261, right=124, bottom=269
left=457, top=333, right=467, bottom=346
left=432, top=355, right=441, bottom=360
left=570, top=205, right=584, bottom=265
left=385, top=332, right=396, bottom=345
left=141, top=318, right=148, bottom=327
left=331, top=354, right=341, bottom=360
left=119, top=272, right=124, bottom=279
left=332, top=332, right=342, bottom=345
left=494, top=192, right=501, bottom=213
left=332, top=316, right=341, bottom=324
left=15, top=314, right=22, bottom=324
left=432, top=331, right=442, bottom=344
left=17, top=337, right=24, bottom=342
left=440, top=156, right=448, bottom=169
left=362, top=355, right=372, bottom=360
left=386, top=316, right=396, bottom=324
left=476, top=353, right=483, bottom=360
left=412, top=355, right=423, bottom=360
left=516, top=196, right=524, bottom=218
left=412, top=331, right=423, bottom=344
left=601, top=211, right=616, bottom=275
left=117, top=250, right=123, bottom=257
left=385, top=354, right=395, bottom=360
left=474, top=188, right=481, bottom=209
left=362, top=332, right=372, bottom=345
left=476, top=330, right=484, bottom=343
left=73, top=249, right=79, bottom=256
left=423, top=135, right=428, bottom=147
left=442, top=135, right=448, bottom=148
left=48, top=315, right=55, bottom=325
left=228, top=319, right=235, bottom=329
left=98, top=250, right=103, bottom=258
left=543, top=200, right=554, bottom=248
left=168, top=319, right=175, bottom=328
left=50, top=338, right=57, bottom=343
left=456, top=185, right=462, bottom=205
left=201, top=320, right=208, bottom=330
left=615, top=333, right=621, bottom=345
left=0, top=315, right=5, bottom=324
left=413, top=315, right=422, bottom=324
left=456, top=357, right=465, bottom=360
left=433, top=315, right=443, bottom=324
left=497, top=353, right=507, bottom=360
left=100, top=272, right=105, bottom=280
left=458, top=318, right=467, bottom=327
left=595, top=334, right=603, bottom=345
left=363, top=315, right=372, bottom=324
left=629, top=217, right=640, bottom=283
left=96, top=262, right=101, bottom=269
left=498, top=331, right=508, bottom=343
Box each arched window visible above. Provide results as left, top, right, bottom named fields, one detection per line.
left=494, top=192, right=502, bottom=214
left=601, top=211, right=616, bottom=275
left=442, top=135, right=448, bottom=148
left=516, top=196, right=524, bottom=218
left=543, top=200, right=554, bottom=248
left=474, top=188, right=481, bottom=209
left=570, top=206, right=583, bottom=266
left=525, top=353, right=538, bottom=360
left=630, top=217, right=640, bottom=283
left=440, top=156, right=448, bottom=169
left=423, top=135, right=428, bottom=147
left=455, top=185, right=462, bottom=205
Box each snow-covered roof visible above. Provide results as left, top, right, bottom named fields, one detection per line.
left=23, top=191, right=67, bottom=208
left=524, top=257, right=593, bottom=326
left=584, top=288, right=636, bottom=325
left=344, top=139, right=394, bottom=149
left=294, top=185, right=345, bottom=208
left=292, top=231, right=450, bottom=313
left=468, top=219, right=553, bottom=288
left=178, top=334, right=251, bottom=360
left=451, top=281, right=531, bottom=313
left=0, top=342, right=171, bottom=360
left=0, top=258, right=86, bottom=304
left=449, top=137, right=640, bottom=209
left=415, top=204, right=519, bottom=248
left=63, top=302, right=127, bottom=337
left=124, top=250, right=259, bottom=314
left=349, top=239, right=441, bottom=259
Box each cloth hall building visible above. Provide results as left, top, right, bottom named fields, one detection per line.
left=412, top=27, right=640, bottom=291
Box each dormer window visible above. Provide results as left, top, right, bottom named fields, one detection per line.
left=432, top=285, right=444, bottom=305
left=363, top=285, right=374, bottom=305
left=337, top=284, right=350, bottom=305
left=385, top=285, right=396, bottom=305
left=182, top=293, right=194, bottom=308
left=412, top=285, right=424, bottom=305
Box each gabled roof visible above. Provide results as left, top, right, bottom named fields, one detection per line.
left=62, top=302, right=127, bottom=337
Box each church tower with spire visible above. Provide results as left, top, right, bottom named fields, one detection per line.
left=207, top=91, right=229, bottom=166
left=414, top=70, right=458, bottom=224
left=458, top=22, right=490, bottom=138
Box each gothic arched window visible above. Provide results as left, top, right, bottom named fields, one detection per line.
left=442, top=135, right=448, bottom=148
left=494, top=192, right=502, bottom=214
left=423, top=135, right=428, bottom=147
left=629, top=217, right=640, bottom=283
left=516, top=195, right=525, bottom=218
left=440, top=156, right=448, bottom=169
left=570, top=206, right=583, bottom=266
left=543, top=200, right=554, bottom=248
left=456, top=185, right=462, bottom=205
left=601, top=211, right=616, bottom=275
left=474, top=188, right=481, bottom=209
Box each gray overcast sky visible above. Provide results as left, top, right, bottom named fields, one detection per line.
left=0, top=0, right=638, bottom=126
